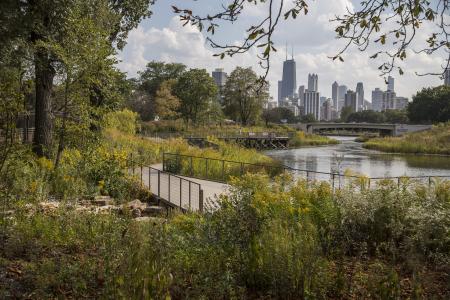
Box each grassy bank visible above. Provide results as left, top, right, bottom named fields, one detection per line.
left=364, top=123, right=450, bottom=155
left=1, top=174, right=449, bottom=298
left=290, top=131, right=339, bottom=147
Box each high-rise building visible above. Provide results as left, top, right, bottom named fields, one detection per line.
left=298, top=85, right=305, bottom=107
left=337, top=85, right=348, bottom=111
left=278, top=81, right=283, bottom=103
left=212, top=68, right=227, bottom=87
left=445, top=68, right=450, bottom=86
left=332, top=81, right=339, bottom=108
left=387, top=76, right=395, bottom=92
left=308, top=74, right=318, bottom=92
left=393, top=97, right=408, bottom=110
left=372, top=88, right=384, bottom=112
left=356, top=82, right=364, bottom=111
left=212, top=68, right=228, bottom=103
left=304, top=90, right=321, bottom=121
left=344, top=90, right=358, bottom=112
left=279, top=58, right=297, bottom=102
left=382, top=91, right=397, bottom=111
left=321, top=99, right=333, bottom=121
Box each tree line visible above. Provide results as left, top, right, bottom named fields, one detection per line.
left=127, top=62, right=269, bottom=126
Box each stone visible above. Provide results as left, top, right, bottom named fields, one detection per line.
left=126, top=199, right=145, bottom=210
left=93, top=195, right=114, bottom=206
left=131, top=208, right=142, bottom=218
left=38, top=202, right=59, bottom=212
left=143, top=206, right=165, bottom=216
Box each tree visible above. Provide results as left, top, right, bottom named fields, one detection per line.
left=262, top=107, right=296, bottom=125
left=223, top=67, right=269, bottom=125
left=300, top=114, right=316, bottom=123
left=0, top=0, right=154, bottom=157
left=347, top=110, right=387, bottom=123
left=130, top=61, right=186, bottom=121
left=173, top=69, right=218, bottom=126
left=340, top=106, right=353, bottom=122
left=408, top=86, right=450, bottom=124
left=154, top=80, right=180, bottom=119
left=173, top=1, right=450, bottom=79
left=384, top=109, right=409, bottom=124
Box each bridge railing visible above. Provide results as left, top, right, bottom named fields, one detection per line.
left=162, top=152, right=450, bottom=192
left=129, top=164, right=204, bottom=212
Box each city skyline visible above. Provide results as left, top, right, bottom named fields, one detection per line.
left=117, top=1, right=447, bottom=102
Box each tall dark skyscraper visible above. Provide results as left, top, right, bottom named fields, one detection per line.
left=356, top=82, right=364, bottom=110
left=278, top=52, right=297, bottom=103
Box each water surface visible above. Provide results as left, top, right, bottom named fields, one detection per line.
left=265, top=136, right=450, bottom=179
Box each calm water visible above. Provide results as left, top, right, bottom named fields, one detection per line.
left=265, top=136, right=450, bottom=179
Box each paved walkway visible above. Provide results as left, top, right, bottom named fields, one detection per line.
left=135, top=164, right=229, bottom=210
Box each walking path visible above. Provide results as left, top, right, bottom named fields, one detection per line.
left=136, top=164, right=230, bottom=211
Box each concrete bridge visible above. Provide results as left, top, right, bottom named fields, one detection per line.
left=293, top=123, right=432, bottom=136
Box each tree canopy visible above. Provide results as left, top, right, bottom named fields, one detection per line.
left=408, top=85, right=450, bottom=124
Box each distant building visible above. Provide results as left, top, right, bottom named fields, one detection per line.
left=298, top=85, right=305, bottom=107
left=393, top=96, right=408, bottom=110
left=445, top=68, right=450, bottom=86
left=356, top=82, right=364, bottom=111
left=344, top=90, right=358, bottom=112
left=321, top=98, right=333, bottom=121
left=387, top=76, right=395, bottom=92
left=332, top=81, right=339, bottom=109
left=308, top=74, right=318, bottom=92
left=337, top=85, right=348, bottom=111
left=372, top=88, right=384, bottom=112
left=279, top=58, right=297, bottom=102
left=382, top=91, right=397, bottom=111
left=304, top=90, right=321, bottom=121
left=212, top=68, right=228, bottom=103
left=363, top=100, right=372, bottom=110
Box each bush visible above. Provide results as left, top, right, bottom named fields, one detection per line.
left=103, top=109, right=138, bottom=134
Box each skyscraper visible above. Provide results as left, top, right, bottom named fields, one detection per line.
left=212, top=68, right=228, bottom=103
left=372, top=88, right=384, bottom=112
left=298, top=85, right=305, bottom=106
left=307, top=74, right=318, bottom=92
left=356, top=82, right=364, bottom=111
left=304, top=90, right=321, bottom=121
left=445, top=68, right=450, bottom=86
left=387, top=76, right=395, bottom=92
left=332, top=81, right=339, bottom=109
left=279, top=57, right=297, bottom=102
left=337, top=85, right=348, bottom=111
left=344, top=90, right=358, bottom=112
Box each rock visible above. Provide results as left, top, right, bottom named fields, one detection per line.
left=133, top=217, right=166, bottom=224
left=38, top=202, right=59, bottom=212
left=142, top=206, right=165, bottom=216
left=93, top=196, right=114, bottom=206
left=126, top=199, right=146, bottom=210
left=131, top=208, right=142, bottom=218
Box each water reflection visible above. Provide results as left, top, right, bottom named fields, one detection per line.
left=265, top=136, right=450, bottom=178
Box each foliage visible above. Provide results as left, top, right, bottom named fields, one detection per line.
left=408, top=85, right=450, bottom=124
left=364, top=122, right=450, bottom=155
left=2, top=174, right=449, bottom=298
left=345, top=109, right=409, bottom=123
left=290, top=131, right=339, bottom=147
left=222, top=67, right=269, bottom=125
left=340, top=106, right=353, bottom=122
left=173, top=68, right=219, bottom=126
left=128, top=61, right=187, bottom=121
left=103, top=109, right=138, bottom=135
left=262, top=107, right=296, bottom=125
left=154, top=79, right=181, bottom=119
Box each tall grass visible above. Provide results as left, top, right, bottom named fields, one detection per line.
left=2, top=174, right=449, bottom=298
left=290, top=131, right=339, bottom=147
left=364, top=122, right=450, bottom=155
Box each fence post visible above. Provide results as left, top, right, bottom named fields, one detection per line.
left=199, top=189, right=204, bottom=212
left=140, top=165, right=143, bottom=185
left=397, top=177, right=400, bottom=188
left=190, top=156, right=193, bottom=177
left=306, top=171, right=309, bottom=184
left=162, top=153, right=166, bottom=171
left=222, top=160, right=225, bottom=182
left=148, top=167, right=151, bottom=190
left=205, top=158, right=208, bottom=179
left=157, top=169, right=160, bottom=198
left=332, top=174, right=335, bottom=192
left=168, top=175, right=171, bottom=203
left=189, top=182, right=191, bottom=211
left=368, top=178, right=371, bottom=190
left=179, top=179, right=182, bottom=208
left=428, top=176, right=432, bottom=187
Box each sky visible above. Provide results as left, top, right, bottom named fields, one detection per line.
left=117, top=0, right=448, bottom=101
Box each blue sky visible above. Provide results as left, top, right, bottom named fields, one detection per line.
left=117, top=0, right=447, bottom=101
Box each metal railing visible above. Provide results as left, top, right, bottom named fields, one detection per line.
left=131, top=165, right=204, bottom=212
left=162, top=152, right=450, bottom=191
left=141, top=130, right=294, bottom=140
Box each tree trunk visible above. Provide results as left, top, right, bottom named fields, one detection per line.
left=33, top=49, right=55, bottom=157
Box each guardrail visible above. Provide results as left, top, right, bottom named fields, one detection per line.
left=130, top=165, right=204, bottom=212
left=162, top=152, right=450, bottom=191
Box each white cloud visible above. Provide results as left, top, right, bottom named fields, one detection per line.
left=117, top=1, right=447, bottom=101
